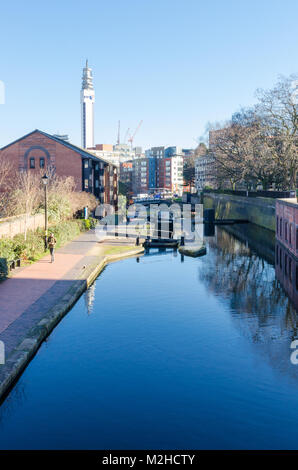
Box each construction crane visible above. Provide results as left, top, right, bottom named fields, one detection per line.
left=128, top=120, right=143, bottom=149
left=124, top=128, right=130, bottom=144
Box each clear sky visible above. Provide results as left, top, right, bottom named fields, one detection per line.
left=0, top=0, right=297, bottom=150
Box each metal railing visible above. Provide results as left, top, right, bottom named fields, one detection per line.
left=203, top=189, right=296, bottom=199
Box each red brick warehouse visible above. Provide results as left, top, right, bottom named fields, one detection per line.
left=0, top=129, right=118, bottom=206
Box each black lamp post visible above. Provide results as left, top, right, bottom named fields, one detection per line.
left=42, top=174, right=49, bottom=250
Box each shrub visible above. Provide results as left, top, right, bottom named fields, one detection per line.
left=0, top=218, right=91, bottom=277
left=0, top=238, right=15, bottom=262
left=83, top=219, right=91, bottom=230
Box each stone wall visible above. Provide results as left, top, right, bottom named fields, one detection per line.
left=203, top=193, right=276, bottom=231
left=0, top=213, right=44, bottom=239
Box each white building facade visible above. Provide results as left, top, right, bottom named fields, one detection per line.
left=171, top=154, right=184, bottom=195
left=195, top=153, right=216, bottom=191
left=89, top=144, right=143, bottom=168
left=81, top=60, right=95, bottom=149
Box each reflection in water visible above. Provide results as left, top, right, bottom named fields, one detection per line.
left=200, top=226, right=298, bottom=379
left=1, top=223, right=298, bottom=449
left=275, top=242, right=298, bottom=313
left=84, top=283, right=96, bottom=315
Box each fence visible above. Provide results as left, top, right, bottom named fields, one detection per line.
left=203, top=189, right=296, bottom=199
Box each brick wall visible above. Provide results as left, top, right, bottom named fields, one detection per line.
left=0, top=131, right=82, bottom=191
left=0, top=213, right=45, bottom=238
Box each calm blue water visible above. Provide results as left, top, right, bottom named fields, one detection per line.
left=0, top=225, right=297, bottom=449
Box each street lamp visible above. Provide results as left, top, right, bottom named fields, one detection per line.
left=42, top=174, right=49, bottom=250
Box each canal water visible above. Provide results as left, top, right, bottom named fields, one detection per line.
left=0, top=224, right=297, bottom=449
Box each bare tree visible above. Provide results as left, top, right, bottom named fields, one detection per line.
left=0, top=159, right=13, bottom=216
left=208, top=119, right=250, bottom=189
left=7, top=171, right=42, bottom=239
left=256, top=75, right=298, bottom=188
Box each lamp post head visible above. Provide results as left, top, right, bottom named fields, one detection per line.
left=42, top=174, right=49, bottom=185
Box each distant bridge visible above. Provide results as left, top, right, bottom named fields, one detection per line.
left=133, top=198, right=175, bottom=206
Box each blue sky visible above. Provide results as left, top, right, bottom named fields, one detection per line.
left=0, top=0, right=297, bottom=150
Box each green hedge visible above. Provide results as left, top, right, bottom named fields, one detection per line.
left=0, top=218, right=97, bottom=279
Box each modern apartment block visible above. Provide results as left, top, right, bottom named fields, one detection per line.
left=129, top=146, right=184, bottom=196
left=132, top=157, right=148, bottom=195
left=119, top=161, right=133, bottom=195
left=0, top=129, right=118, bottom=206
left=89, top=143, right=142, bottom=168
left=156, top=155, right=183, bottom=195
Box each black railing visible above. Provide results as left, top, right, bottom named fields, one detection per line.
left=203, top=189, right=296, bottom=199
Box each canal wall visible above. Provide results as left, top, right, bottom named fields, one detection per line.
left=0, top=240, right=144, bottom=403
left=203, top=193, right=276, bottom=231
left=220, top=223, right=276, bottom=265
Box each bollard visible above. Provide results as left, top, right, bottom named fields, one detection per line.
left=180, top=233, right=185, bottom=246
left=136, top=236, right=140, bottom=246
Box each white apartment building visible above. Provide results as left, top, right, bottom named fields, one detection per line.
left=89, top=144, right=143, bottom=168
left=195, top=153, right=216, bottom=191
left=171, top=154, right=184, bottom=195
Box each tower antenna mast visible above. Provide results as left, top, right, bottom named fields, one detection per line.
left=117, top=120, right=120, bottom=145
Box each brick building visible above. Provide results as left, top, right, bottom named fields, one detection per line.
left=275, top=199, right=298, bottom=310
left=275, top=242, right=298, bottom=311
left=0, top=129, right=118, bottom=206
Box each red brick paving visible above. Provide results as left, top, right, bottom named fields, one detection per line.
left=0, top=252, right=84, bottom=334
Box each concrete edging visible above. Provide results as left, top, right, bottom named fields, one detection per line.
left=0, top=246, right=144, bottom=403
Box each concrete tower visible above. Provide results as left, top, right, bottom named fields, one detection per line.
left=81, top=60, right=95, bottom=149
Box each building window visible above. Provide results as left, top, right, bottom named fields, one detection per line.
left=296, top=227, right=298, bottom=251
left=276, top=245, right=279, bottom=265
left=84, top=179, right=89, bottom=189
left=40, top=157, right=45, bottom=169
left=285, top=254, right=288, bottom=277
left=289, top=258, right=292, bottom=282
left=276, top=216, right=279, bottom=233
left=289, top=224, right=292, bottom=246
left=285, top=222, right=288, bottom=242
left=280, top=218, right=282, bottom=237
left=29, top=157, right=35, bottom=169
left=84, top=160, right=88, bottom=169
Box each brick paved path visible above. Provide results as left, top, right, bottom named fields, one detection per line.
left=0, top=230, right=103, bottom=358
